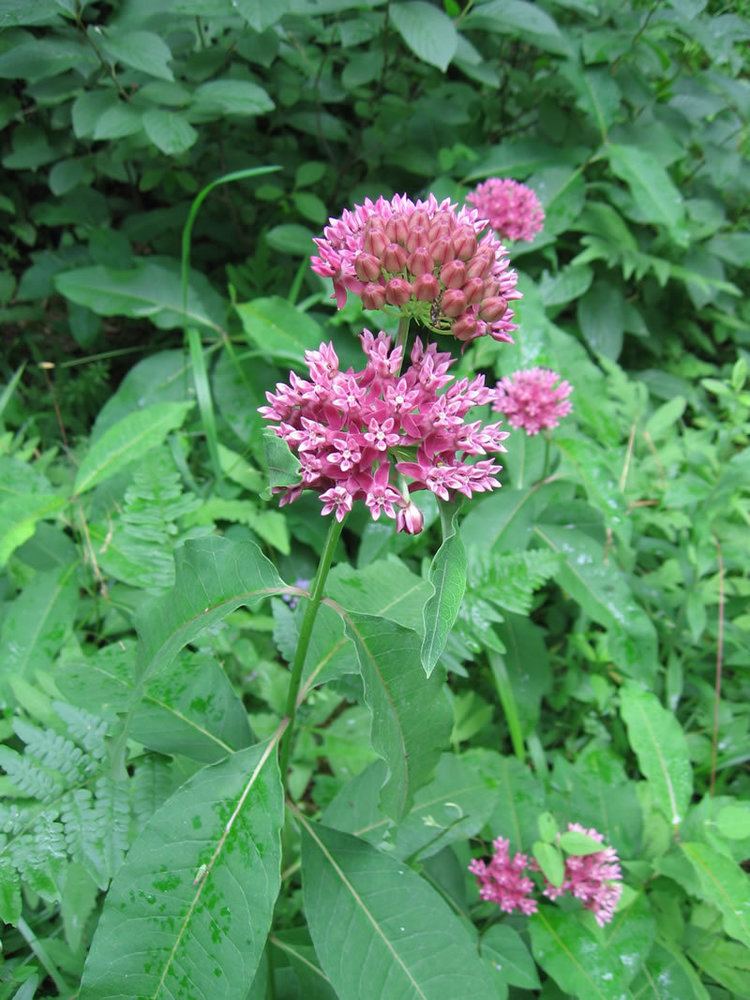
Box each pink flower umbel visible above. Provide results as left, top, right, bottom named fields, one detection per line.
left=259, top=332, right=509, bottom=528
left=466, top=178, right=545, bottom=243
left=469, top=837, right=537, bottom=915
left=493, top=367, right=572, bottom=435
left=311, top=193, right=521, bottom=345
left=543, top=825, right=623, bottom=927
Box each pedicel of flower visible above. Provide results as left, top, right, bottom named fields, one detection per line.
left=493, top=367, right=573, bottom=436
left=311, top=193, right=521, bottom=346
left=259, top=330, right=510, bottom=531
left=466, top=178, right=545, bottom=244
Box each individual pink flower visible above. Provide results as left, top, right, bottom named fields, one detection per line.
left=259, top=332, right=509, bottom=529
left=311, top=193, right=521, bottom=345
left=469, top=837, right=537, bottom=916
left=466, top=178, right=544, bottom=243
left=493, top=367, right=572, bottom=435
left=543, top=824, right=622, bottom=927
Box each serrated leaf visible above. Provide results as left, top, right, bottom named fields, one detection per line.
left=619, top=685, right=692, bottom=829
left=300, top=819, right=498, bottom=999
left=79, top=738, right=283, bottom=999
left=341, top=612, right=451, bottom=820
left=390, top=1, right=458, bottom=72
left=136, top=535, right=287, bottom=681
left=73, top=401, right=193, bottom=495
left=421, top=502, right=467, bottom=675
left=681, top=842, right=750, bottom=948
left=238, top=295, right=323, bottom=365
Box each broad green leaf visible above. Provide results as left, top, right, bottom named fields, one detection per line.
left=73, top=401, right=193, bottom=494
left=341, top=612, right=451, bottom=819
left=261, top=427, right=301, bottom=499
left=238, top=296, right=323, bottom=365
left=466, top=138, right=586, bottom=182
left=607, top=144, right=686, bottom=243
left=562, top=64, right=620, bottom=139
left=390, top=1, right=458, bottom=72
left=0, top=38, right=94, bottom=81
left=57, top=644, right=252, bottom=764
left=300, top=820, right=498, bottom=999
left=534, top=525, right=658, bottom=682
left=143, top=110, right=197, bottom=155
left=486, top=756, right=545, bottom=854
left=0, top=0, right=63, bottom=25
left=235, top=0, right=290, bottom=30
left=422, top=503, right=466, bottom=675
left=716, top=803, right=750, bottom=840
left=620, top=685, right=692, bottom=829
left=0, top=858, right=21, bottom=925
left=79, top=739, right=283, bottom=1000
left=480, top=924, right=540, bottom=990
left=100, top=29, right=174, bottom=81
left=265, top=223, right=316, bottom=256
left=0, top=563, right=78, bottom=691
left=495, top=615, right=551, bottom=735
left=644, top=396, right=686, bottom=440
left=577, top=281, right=626, bottom=360
left=0, top=493, right=66, bottom=568
left=92, top=350, right=190, bottom=440
left=533, top=841, right=564, bottom=886
left=193, top=79, right=275, bottom=117
left=217, top=444, right=264, bottom=493
left=329, top=557, right=431, bottom=631
left=630, top=941, right=710, bottom=999
left=55, top=260, right=227, bottom=334
left=464, top=0, right=567, bottom=53
left=681, top=842, right=750, bottom=948
left=462, top=481, right=571, bottom=553
left=560, top=830, right=607, bottom=855
left=136, top=535, right=287, bottom=681
left=538, top=264, right=594, bottom=307
left=530, top=898, right=655, bottom=999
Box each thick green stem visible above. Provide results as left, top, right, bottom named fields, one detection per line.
left=279, top=514, right=346, bottom=787
left=395, top=314, right=411, bottom=372
left=541, top=432, right=552, bottom=481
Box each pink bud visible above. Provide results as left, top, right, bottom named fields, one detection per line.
left=411, top=209, right=429, bottom=229
left=463, top=276, right=484, bottom=305
left=452, top=313, right=479, bottom=341
left=428, top=218, right=451, bottom=242
left=407, top=247, right=433, bottom=278
left=383, top=242, right=408, bottom=272
left=362, top=282, right=387, bottom=310
left=413, top=273, right=440, bottom=301
left=431, top=238, right=456, bottom=266
left=453, top=229, right=477, bottom=260
left=364, top=228, right=388, bottom=257
left=396, top=499, right=424, bottom=534
left=385, top=217, right=409, bottom=244
left=442, top=289, right=468, bottom=317
left=440, top=260, right=467, bottom=289
left=405, top=226, right=429, bottom=253
left=467, top=252, right=494, bottom=280
left=385, top=277, right=412, bottom=306
left=479, top=296, right=508, bottom=321
left=355, top=252, right=382, bottom=282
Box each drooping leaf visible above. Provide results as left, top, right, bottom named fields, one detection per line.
left=390, top=1, right=458, bottom=72
left=422, top=502, right=467, bottom=675
left=79, top=738, right=284, bottom=999
left=136, top=535, right=287, bottom=681
left=73, top=401, right=193, bottom=495
left=619, top=685, right=692, bottom=829
left=341, top=612, right=452, bottom=819
left=300, top=819, right=498, bottom=1000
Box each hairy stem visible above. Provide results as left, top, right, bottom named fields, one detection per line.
left=279, top=515, right=347, bottom=788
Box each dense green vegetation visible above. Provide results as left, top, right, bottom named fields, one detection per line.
left=0, top=0, right=749, bottom=997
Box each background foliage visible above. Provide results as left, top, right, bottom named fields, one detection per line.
left=1, top=0, right=749, bottom=996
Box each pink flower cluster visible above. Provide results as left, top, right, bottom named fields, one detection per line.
left=493, top=367, right=573, bottom=435
left=542, top=824, right=623, bottom=928
left=311, top=194, right=521, bottom=345
left=469, top=824, right=622, bottom=926
left=466, top=178, right=545, bottom=243
left=259, top=331, right=509, bottom=528
left=469, top=837, right=537, bottom=915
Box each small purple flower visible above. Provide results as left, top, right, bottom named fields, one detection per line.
left=469, top=837, right=537, bottom=916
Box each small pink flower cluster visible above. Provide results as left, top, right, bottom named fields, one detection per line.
left=259, top=331, right=509, bottom=528
left=311, top=194, right=520, bottom=345
left=469, top=837, right=538, bottom=915
left=466, top=178, right=545, bottom=243
left=493, top=367, right=573, bottom=435
left=543, top=825, right=623, bottom=928
left=469, top=824, right=622, bottom=926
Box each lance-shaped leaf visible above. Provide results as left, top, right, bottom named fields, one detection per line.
left=79, top=737, right=284, bottom=1000
left=681, top=842, right=750, bottom=948
left=342, top=612, right=451, bottom=819
left=300, top=819, right=498, bottom=1000
left=136, top=535, right=287, bottom=681
left=421, top=502, right=467, bottom=676
left=620, top=685, right=692, bottom=829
